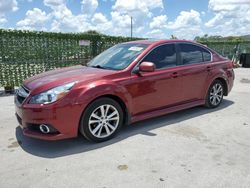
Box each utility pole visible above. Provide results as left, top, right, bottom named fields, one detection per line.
left=130, top=16, right=133, bottom=39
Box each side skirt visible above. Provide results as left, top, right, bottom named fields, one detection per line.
left=130, top=100, right=205, bottom=124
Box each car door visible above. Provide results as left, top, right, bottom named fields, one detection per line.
left=125, top=43, right=182, bottom=116
left=176, top=43, right=212, bottom=102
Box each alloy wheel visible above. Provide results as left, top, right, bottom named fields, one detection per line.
left=209, top=83, right=223, bottom=106
left=88, top=104, right=120, bottom=138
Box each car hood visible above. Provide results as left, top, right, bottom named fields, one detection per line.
left=23, top=65, right=116, bottom=93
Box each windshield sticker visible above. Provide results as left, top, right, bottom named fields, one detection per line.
left=128, top=46, right=144, bottom=51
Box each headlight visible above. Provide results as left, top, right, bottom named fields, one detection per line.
left=29, top=82, right=75, bottom=104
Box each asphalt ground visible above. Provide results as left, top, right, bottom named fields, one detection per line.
left=0, top=68, right=250, bottom=188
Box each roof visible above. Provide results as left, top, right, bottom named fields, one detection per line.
left=124, top=39, right=195, bottom=46
left=123, top=39, right=215, bottom=54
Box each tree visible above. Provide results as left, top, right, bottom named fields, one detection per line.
left=83, top=30, right=102, bottom=35
left=170, top=35, right=177, bottom=39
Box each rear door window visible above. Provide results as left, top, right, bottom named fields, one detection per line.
left=179, top=43, right=211, bottom=65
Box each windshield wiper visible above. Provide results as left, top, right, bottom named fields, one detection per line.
left=90, top=65, right=107, bottom=69
left=90, top=65, right=118, bottom=70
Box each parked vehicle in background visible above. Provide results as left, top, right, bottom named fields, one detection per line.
left=15, top=40, right=234, bottom=142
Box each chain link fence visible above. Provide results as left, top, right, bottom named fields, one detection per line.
left=201, top=41, right=250, bottom=61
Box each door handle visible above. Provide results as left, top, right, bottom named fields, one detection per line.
left=207, top=66, right=212, bottom=72
left=172, top=72, right=179, bottom=78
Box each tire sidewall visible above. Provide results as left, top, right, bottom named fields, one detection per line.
left=80, top=97, right=124, bottom=142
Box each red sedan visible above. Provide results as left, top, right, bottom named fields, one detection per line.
left=15, top=40, right=234, bottom=142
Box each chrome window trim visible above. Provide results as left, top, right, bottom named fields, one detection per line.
left=131, top=41, right=213, bottom=74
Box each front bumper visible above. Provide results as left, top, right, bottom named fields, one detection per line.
left=15, top=96, right=84, bottom=141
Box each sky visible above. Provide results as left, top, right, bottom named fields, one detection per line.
left=0, top=0, right=250, bottom=39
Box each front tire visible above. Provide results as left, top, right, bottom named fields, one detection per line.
left=205, top=80, right=224, bottom=108
left=79, top=97, right=124, bottom=142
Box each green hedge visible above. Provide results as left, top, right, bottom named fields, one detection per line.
left=1, top=29, right=250, bottom=88
left=0, top=29, right=141, bottom=87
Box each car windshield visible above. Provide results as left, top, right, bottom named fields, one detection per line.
left=87, top=43, right=148, bottom=70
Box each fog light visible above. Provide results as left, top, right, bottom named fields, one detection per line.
left=39, top=124, right=50, bottom=134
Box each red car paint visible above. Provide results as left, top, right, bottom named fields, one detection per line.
left=15, top=40, right=234, bottom=140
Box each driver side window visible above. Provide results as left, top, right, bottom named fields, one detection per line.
left=142, top=44, right=177, bottom=69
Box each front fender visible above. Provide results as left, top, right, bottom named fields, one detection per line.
left=75, top=80, right=132, bottom=119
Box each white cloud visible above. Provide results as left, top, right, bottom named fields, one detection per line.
left=43, top=0, right=71, bottom=19
left=6, top=0, right=167, bottom=37
left=172, top=27, right=203, bottom=40
left=112, top=0, right=164, bottom=35
left=91, top=13, right=112, bottom=33
left=0, top=0, right=18, bottom=16
left=49, top=9, right=92, bottom=32
left=43, top=0, right=92, bottom=32
left=109, top=11, right=131, bottom=35
left=16, top=8, right=49, bottom=30
left=92, top=13, right=108, bottom=24
left=44, top=0, right=65, bottom=7
left=50, top=14, right=92, bottom=32
left=50, top=4, right=72, bottom=19
left=167, top=9, right=201, bottom=30
left=81, top=0, right=98, bottom=15
left=113, top=0, right=163, bottom=12
left=163, top=9, right=202, bottom=39
left=112, top=0, right=163, bottom=24
left=206, top=0, right=250, bottom=36
left=43, top=0, right=164, bottom=36
left=50, top=20, right=60, bottom=31
left=0, top=17, right=7, bottom=26
left=7, top=0, right=207, bottom=39
left=111, top=11, right=131, bottom=28
left=149, top=15, right=167, bottom=29
left=208, top=0, right=250, bottom=12
left=145, top=29, right=166, bottom=39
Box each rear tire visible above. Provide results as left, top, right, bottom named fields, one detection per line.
left=205, top=80, right=224, bottom=108
left=79, top=97, right=124, bottom=142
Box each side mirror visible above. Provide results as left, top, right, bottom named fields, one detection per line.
left=139, top=62, right=156, bottom=72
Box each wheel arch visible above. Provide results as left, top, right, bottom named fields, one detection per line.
left=94, top=94, right=130, bottom=125
left=205, top=76, right=228, bottom=98
left=215, top=77, right=228, bottom=96
left=78, top=93, right=130, bottom=133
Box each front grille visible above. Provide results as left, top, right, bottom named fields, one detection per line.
left=16, top=85, right=30, bottom=105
